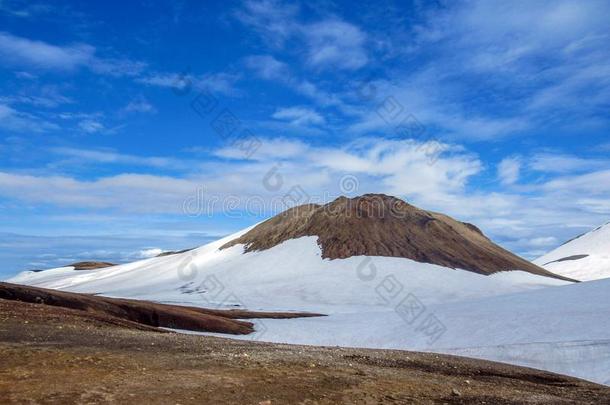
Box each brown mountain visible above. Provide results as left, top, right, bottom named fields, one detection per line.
left=222, top=194, right=573, bottom=281
left=69, top=261, right=116, bottom=270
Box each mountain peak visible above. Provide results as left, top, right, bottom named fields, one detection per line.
left=535, top=220, right=610, bottom=281
left=222, top=194, right=571, bottom=281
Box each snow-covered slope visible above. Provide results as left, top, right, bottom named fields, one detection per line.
left=9, top=235, right=568, bottom=309
left=535, top=222, right=610, bottom=281
left=7, top=232, right=610, bottom=385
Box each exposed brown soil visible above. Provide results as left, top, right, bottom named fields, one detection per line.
left=1, top=298, right=608, bottom=404
left=223, top=194, right=574, bottom=281
left=69, top=261, right=116, bottom=270
left=0, top=282, right=323, bottom=335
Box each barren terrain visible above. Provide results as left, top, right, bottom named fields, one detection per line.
left=1, top=297, right=609, bottom=404
left=0, top=282, right=322, bottom=335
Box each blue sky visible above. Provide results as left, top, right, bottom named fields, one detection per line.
left=1, top=0, right=610, bottom=277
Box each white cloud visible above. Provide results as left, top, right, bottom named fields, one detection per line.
left=316, top=139, right=481, bottom=200
left=0, top=2, right=55, bottom=19
left=0, top=137, right=480, bottom=215
left=0, top=171, right=199, bottom=213
left=576, top=198, right=610, bottom=215
left=244, top=55, right=288, bottom=80
left=51, top=147, right=187, bottom=169
left=530, top=153, right=608, bottom=174
left=272, top=106, right=325, bottom=126
left=137, top=71, right=239, bottom=95
left=243, top=57, right=348, bottom=111
left=0, top=31, right=93, bottom=71
left=14, top=71, right=37, bottom=79
left=78, top=119, right=105, bottom=134
left=199, top=72, right=241, bottom=95
left=0, top=85, right=73, bottom=108
left=498, top=157, right=521, bottom=185
left=400, top=0, right=610, bottom=135
left=529, top=236, right=558, bottom=247
left=121, top=98, right=156, bottom=114
left=213, top=137, right=482, bottom=204
left=137, top=248, right=163, bottom=258
left=1, top=137, right=609, bottom=261
left=214, top=138, right=308, bottom=162
left=89, top=57, right=146, bottom=77
left=348, top=69, right=530, bottom=141
left=0, top=103, right=59, bottom=133
left=542, top=169, right=610, bottom=195
left=135, top=73, right=181, bottom=88
left=236, top=1, right=368, bottom=71
left=234, top=0, right=299, bottom=47
left=57, top=111, right=103, bottom=121
left=0, top=31, right=144, bottom=75
left=212, top=138, right=610, bottom=259
left=0, top=230, right=223, bottom=275
left=302, top=20, right=368, bottom=70
left=411, top=0, right=610, bottom=69
left=293, top=80, right=348, bottom=110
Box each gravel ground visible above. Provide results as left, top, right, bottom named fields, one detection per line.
left=1, top=298, right=609, bottom=404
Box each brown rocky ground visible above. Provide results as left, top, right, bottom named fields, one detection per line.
left=222, top=194, right=574, bottom=281
left=26, top=261, right=116, bottom=272
left=68, top=262, right=116, bottom=270
left=0, top=282, right=322, bottom=335
left=1, top=298, right=609, bottom=404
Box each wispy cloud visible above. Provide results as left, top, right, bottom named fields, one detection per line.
left=530, top=153, right=609, bottom=174
left=243, top=57, right=348, bottom=111
left=236, top=1, right=368, bottom=71
left=272, top=106, right=325, bottom=126
left=137, top=71, right=240, bottom=95
left=498, top=157, right=522, bottom=185
left=234, top=0, right=299, bottom=47
left=0, top=31, right=93, bottom=71
left=0, top=137, right=478, bottom=214
left=1, top=136, right=610, bottom=261
left=302, top=19, right=368, bottom=70
left=14, top=71, right=37, bottom=80
left=393, top=0, right=610, bottom=138
left=51, top=147, right=188, bottom=169
left=0, top=31, right=145, bottom=75
left=214, top=137, right=308, bottom=161
left=0, top=85, right=73, bottom=108
left=0, top=103, right=59, bottom=133
left=0, top=1, right=77, bottom=21
left=78, top=119, right=105, bottom=134
left=0, top=230, right=221, bottom=274
left=2, top=0, right=609, bottom=269
left=244, top=55, right=289, bottom=80
left=56, top=111, right=103, bottom=121
left=121, top=97, right=157, bottom=115
left=0, top=1, right=51, bottom=18
left=348, top=69, right=530, bottom=141
left=541, top=169, right=610, bottom=196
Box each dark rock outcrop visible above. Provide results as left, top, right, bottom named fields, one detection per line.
left=69, top=261, right=116, bottom=270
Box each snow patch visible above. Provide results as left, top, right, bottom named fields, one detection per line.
left=535, top=222, right=610, bottom=281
